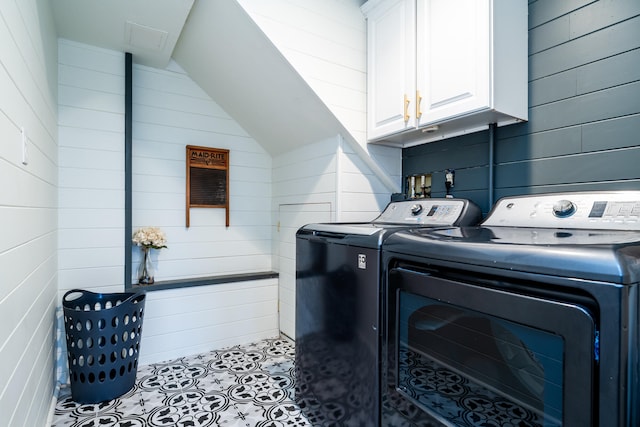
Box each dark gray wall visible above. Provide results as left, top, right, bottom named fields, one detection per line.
left=403, top=0, right=640, bottom=214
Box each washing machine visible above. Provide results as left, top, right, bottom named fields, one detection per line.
left=295, top=198, right=482, bottom=426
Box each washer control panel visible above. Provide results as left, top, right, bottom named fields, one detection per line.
left=375, top=199, right=476, bottom=226
left=483, top=191, right=640, bottom=230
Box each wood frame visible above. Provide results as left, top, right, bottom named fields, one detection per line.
left=186, top=145, right=229, bottom=227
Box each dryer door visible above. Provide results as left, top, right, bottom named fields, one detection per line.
left=383, top=267, right=596, bottom=427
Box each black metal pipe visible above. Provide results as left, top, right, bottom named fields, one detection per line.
left=488, top=123, right=496, bottom=207
left=124, top=52, right=132, bottom=289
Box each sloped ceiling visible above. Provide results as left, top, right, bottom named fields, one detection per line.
left=51, top=0, right=351, bottom=155
left=171, top=0, right=351, bottom=156
left=50, top=0, right=399, bottom=191
left=51, top=0, right=194, bottom=69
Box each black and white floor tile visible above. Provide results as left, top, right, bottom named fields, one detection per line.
left=52, top=337, right=312, bottom=427
left=51, top=336, right=545, bottom=426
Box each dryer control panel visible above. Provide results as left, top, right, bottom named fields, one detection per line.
left=483, top=191, right=640, bottom=230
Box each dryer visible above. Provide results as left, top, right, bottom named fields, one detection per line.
left=381, top=191, right=640, bottom=427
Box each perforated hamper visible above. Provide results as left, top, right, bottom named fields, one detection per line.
left=63, top=289, right=145, bottom=403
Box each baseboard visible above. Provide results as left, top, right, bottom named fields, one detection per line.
left=45, top=384, right=59, bottom=427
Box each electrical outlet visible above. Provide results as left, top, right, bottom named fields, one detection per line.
left=445, top=169, right=455, bottom=198
left=21, top=127, right=28, bottom=165
left=445, top=169, right=455, bottom=187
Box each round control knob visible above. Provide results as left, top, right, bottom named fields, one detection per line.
left=410, top=204, right=423, bottom=215
left=552, top=199, right=576, bottom=218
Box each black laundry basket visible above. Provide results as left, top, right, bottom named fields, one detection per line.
left=63, top=289, right=146, bottom=403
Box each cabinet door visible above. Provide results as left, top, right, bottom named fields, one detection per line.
left=416, top=0, right=490, bottom=126
left=366, top=0, right=416, bottom=140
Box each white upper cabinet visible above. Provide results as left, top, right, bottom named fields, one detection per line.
left=417, top=0, right=490, bottom=125
left=364, top=0, right=416, bottom=139
left=362, top=0, right=527, bottom=147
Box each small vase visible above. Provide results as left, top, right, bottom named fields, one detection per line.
left=138, top=247, right=155, bottom=285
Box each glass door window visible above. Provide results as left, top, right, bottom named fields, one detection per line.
left=384, top=267, right=597, bottom=427
left=397, top=292, right=564, bottom=426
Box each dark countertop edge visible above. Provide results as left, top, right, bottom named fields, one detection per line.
left=127, top=271, right=279, bottom=293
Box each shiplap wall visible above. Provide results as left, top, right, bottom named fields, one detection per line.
left=139, top=278, right=278, bottom=365
left=275, top=203, right=331, bottom=339
left=58, top=40, right=126, bottom=296
left=0, top=0, right=58, bottom=425
left=132, top=60, right=273, bottom=281
left=132, top=58, right=278, bottom=363
left=403, top=1, right=640, bottom=213
left=339, top=138, right=397, bottom=221
left=57, top=40, right=278, bottom=365
left=238, top=0, right=398, bottom=337
left=273, top=136, right=391, bottom=337
left=273, top=138, right=339, bottom=337
left=238, top=0, right=403, bottom=196
left=237, top=0, right=368, bottom=145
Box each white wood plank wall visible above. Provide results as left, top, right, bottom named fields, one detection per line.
left=132, top=60, right=273, bottom=281
left=272, top=138, right=339, bottom=336
left=272, top=135, right=391, bottom=337
left=0, top=0, right=59, bottom=425
left=238, top=0, right=368, bottom=145
left=58, top=40, right=278, bottom=365
left=58, top=40, right=126, bottom=296
left=139, top=279, right=279, bottom=365
left=338, top=138, right=397, bottom=222
left=236, top=0, right=401, bottom=337
left=277, top=203, right=332, bottom=338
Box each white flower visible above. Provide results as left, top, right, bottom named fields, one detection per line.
left=132, top=226, right=168, bottom=249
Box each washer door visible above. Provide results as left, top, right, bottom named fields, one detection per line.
left=383, top=267, right=596, bottom=427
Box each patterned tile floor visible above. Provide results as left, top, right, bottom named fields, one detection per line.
left=52, top=337, right=313, bottom=427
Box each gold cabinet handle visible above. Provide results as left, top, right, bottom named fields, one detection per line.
left=404, top=94, right=410, bottom=122
left=416, top=90, right=423, bottom=119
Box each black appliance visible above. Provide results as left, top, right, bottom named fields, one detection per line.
left=381, top=191, right=640, bottom=427
left=295, top=198, right=482, bottom=426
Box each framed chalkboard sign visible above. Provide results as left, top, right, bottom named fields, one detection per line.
left=186, top=145, right=229, bottom=227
